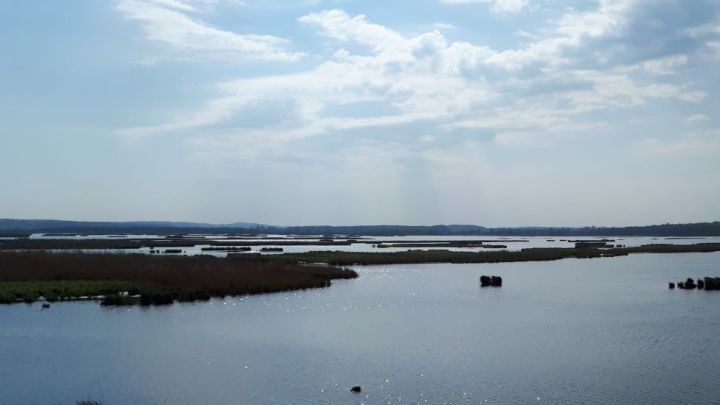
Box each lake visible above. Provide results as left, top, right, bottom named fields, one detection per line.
left=1, top=252, right=719, bottom=404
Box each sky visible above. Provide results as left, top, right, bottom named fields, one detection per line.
left=0, top=0, right=719, bottom=227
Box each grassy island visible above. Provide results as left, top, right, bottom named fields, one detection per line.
left=0, top=253, right=358, bottom=305
left=259, top=243, right=720, bottom=266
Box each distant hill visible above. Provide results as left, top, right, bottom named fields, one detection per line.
left=1, top=219, right=719, bottom=237
left=267, top=222, right=720, bottom=237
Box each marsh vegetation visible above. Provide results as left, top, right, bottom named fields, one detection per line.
left=0, top=253, right=358, bottom=305
left=260, top=243, right=720, bottom=266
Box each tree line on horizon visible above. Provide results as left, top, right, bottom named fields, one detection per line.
left=1, top=219, right=719, bottom=237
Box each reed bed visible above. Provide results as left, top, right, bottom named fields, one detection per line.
left=261, top=243, right=720, bottom=266
left=0, top=253, right=357, bottom=305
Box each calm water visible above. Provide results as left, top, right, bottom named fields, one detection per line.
left=2, top=253, right=720, bottom=404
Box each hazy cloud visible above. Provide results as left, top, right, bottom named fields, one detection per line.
left=686, top=114, right=710, bottom=124
left=117, top=1, right=710, bottom=162
left=116, top=0, right=302, bottom=61
left=441, top=0, right=529, bottom=14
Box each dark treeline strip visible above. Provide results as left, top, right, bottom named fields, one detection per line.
left=0, top=219, right=262, bottom=234
left=258, top=243, right=720, bottom=266
left=0, top=239, right=354, bottom=251
left=368, top=239, right=528, bottom=243
left=274, top=223, right=720, bottom=237
left=621, top=244, right=720, bottom=253
left=375, top=243, right=508, bottom=248
left=0, top=253, right=358, bottom=305
left=0, top=233, right=30, bottom=238
left=2, top=219, right=720, bottom=237
left=0, top=238, right=525, bottom=251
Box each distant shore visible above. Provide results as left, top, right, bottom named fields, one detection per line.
left=2, top=219, right=720, bottom=237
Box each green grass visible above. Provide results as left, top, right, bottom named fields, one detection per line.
left=0, top=280, right=139, bottom=303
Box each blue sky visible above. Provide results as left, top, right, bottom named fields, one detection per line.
left=1, top=0, right=719, bottom=226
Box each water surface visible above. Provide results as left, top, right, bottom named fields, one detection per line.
left=1, top=252, right=719, bottom=404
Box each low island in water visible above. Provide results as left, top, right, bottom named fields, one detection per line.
left=0, top=253, right=358, bottom=306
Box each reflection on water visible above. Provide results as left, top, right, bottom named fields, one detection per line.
left=1, top=253, right=719, bottom=404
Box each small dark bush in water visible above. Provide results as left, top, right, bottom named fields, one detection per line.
left=480, top=275, right=502, bottom=287
left=672, top=277, right=720, bottom=291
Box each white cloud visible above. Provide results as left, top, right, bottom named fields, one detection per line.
left=119, top=9, right=498, bottom=139
left=637, top=129, right=720, bottom=157
left=146, top=0, right=246, bottom=12
left=116, top=0, right=302, bottom=61
left=117, top=3, right=710, bottom=164
left=708, top=41, right=720, bottom=59
left=684, top=18, right=720, bottom=38
left=556, top=0, right=634, bottom=39
left=642, top=55, right=688, bottom=75
left=559, top=69, right=705, bottom=111
left=433, top=22, right=455, bottom=31
left=441, top=0, right=528, bottom=14
left=686, top=114, right=710, bottom=124
left=148, top=0, right=195, bottom=11
left=491, top=0, right=528, bottom=14
left=490, top=0, right=636, bottom=68
left=298, top=10, right=408, bottom=52
left=445, top=64, right=702, bottom=134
